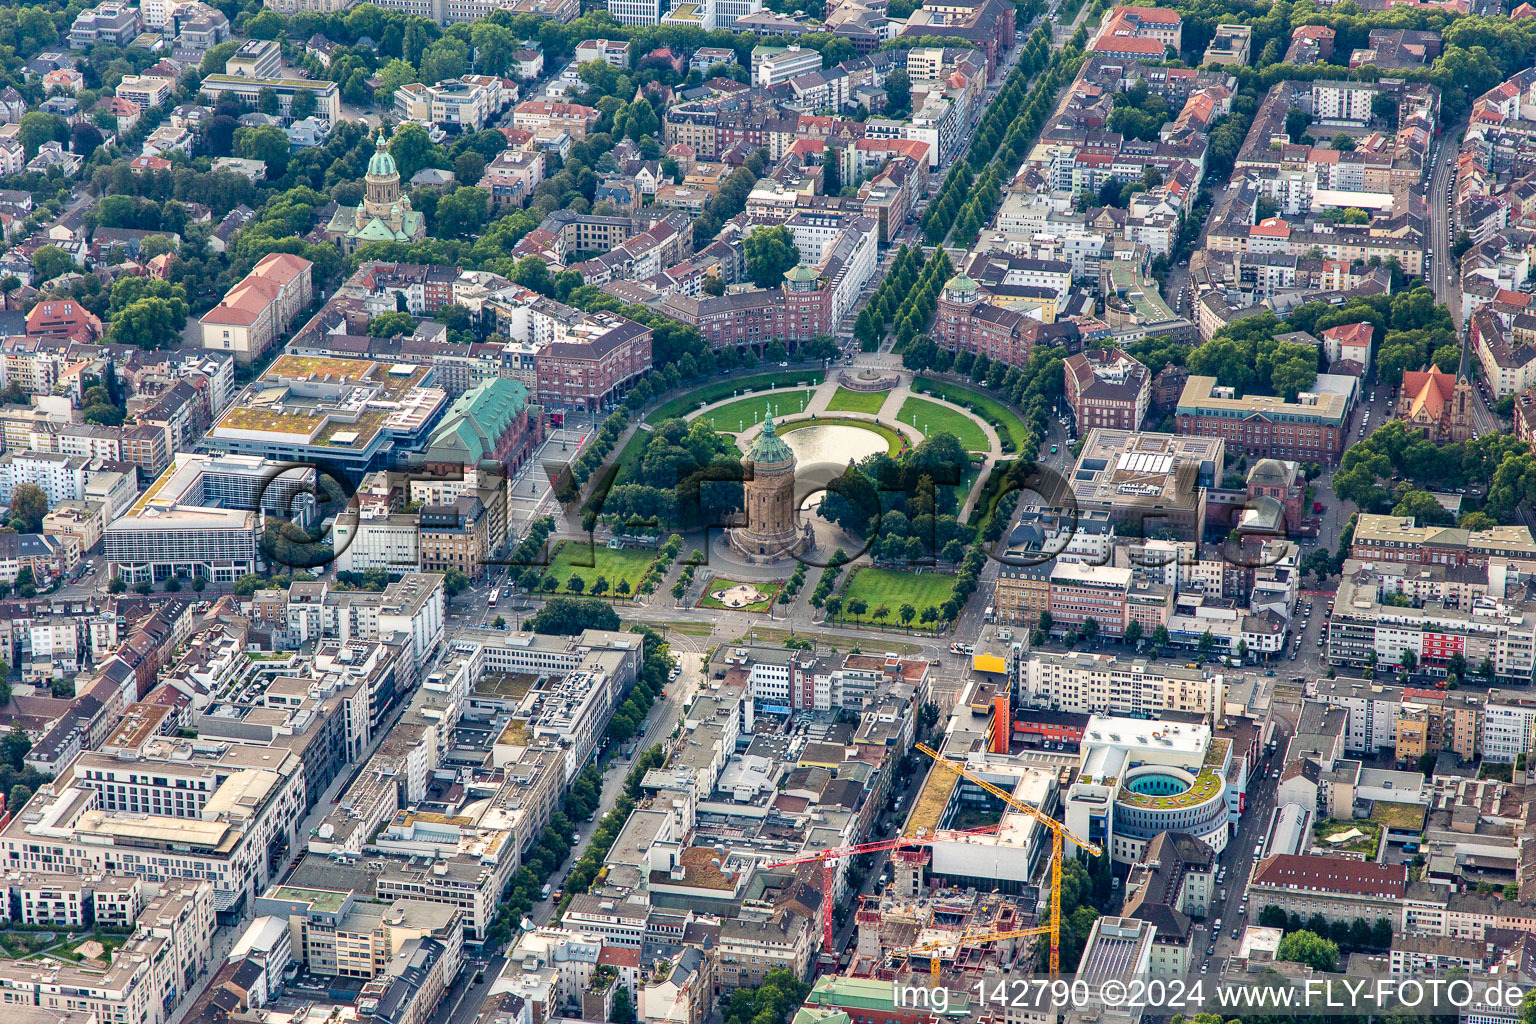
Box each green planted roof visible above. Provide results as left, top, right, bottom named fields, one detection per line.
left=746, top=409, right=793, bottom=465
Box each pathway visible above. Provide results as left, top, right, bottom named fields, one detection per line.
left=681, top=381, right=835, bottom=431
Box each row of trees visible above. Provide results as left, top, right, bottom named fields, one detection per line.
left=919, top=23, right=1058, bottom=245
left=947, top=29, right=1076, bottom=245
left=888, top=246, right=954, bottom=351
left=1257, top=905, right=1394, bottom=958
left=854, top=243, right=924, bottom=351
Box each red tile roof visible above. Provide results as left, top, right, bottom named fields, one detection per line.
left=1323, top=321, right=1373, bottom=350
left=1253, top=854, right=1407, bottom=898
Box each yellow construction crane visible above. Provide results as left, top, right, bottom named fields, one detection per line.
left=915, top=743, right=1102, bottom=975
left=898, top=926, right=1053, bottom=979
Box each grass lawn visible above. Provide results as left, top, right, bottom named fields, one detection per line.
left=778, top=416, right=908, bottom=456
left=648, top=372, right=821, bottom=422
left=826, top=387, right=889, bottom=415
left=697, top=576, right=782, bottom=613
left=833, top=566, right=953, bottom=627
left=912, top=379, right=1031, bottom=453
left=695, top=391, right=816, bottom=433
left=897, top=397, right=989, bottom=453
left=545, top=540, right=655, bottom=597
left=611, top=426, right=654, bottom=486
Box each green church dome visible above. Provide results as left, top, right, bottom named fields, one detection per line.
left=368, top=134, right=398, bottom=179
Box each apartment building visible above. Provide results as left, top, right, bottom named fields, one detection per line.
left=479, top=148, right=544, bottom=206
left=115, top=74, right=176, bottom=109
left=716, top=912, right=814, bottom=989
left=0, top=881, right=215, bottom=1024
left=1018, top=651, right=1225, bottom=718
left=255, top=887, right=462, bottom=979
left=512, top=100, right=599, bottom=138
left=0, top=450, right=88, bottom=505
left=0, top=739, right=305, bottom=912
left=417, top=495, right=490, bottom=579
left=1349, top=514, right=1536, bottom=572
left=1202, top=23, right=1251, bottom=65
left=1246, top=854, right=1407, bottom=926
left=1327, top=560, right=1536, bottom=685
left=534, top=313, right=652, bottom=411
left=1482, top=692, right=1536, bottom=764
left=1048, top=562, right=1132, bottom=635
left=752, top=45, right=823, bottom=87
left=69, top=2, right=141, bottom=48
left=993, top=564, right=1052, bottom=627
left=394, top=77, right=501, bottom=132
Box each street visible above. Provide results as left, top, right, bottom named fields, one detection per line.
left=1192, top=719, right=1291, bottom=975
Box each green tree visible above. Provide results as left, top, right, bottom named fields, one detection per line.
left=1285, top=106, right=1311, bottom=144
left=886, top=68, right=911, bottom=114
left=233, top=125, right=290, bottom=174
left=369, top=311, right=416, bottom=338
left=8, top=484, right=46, bottom=532
left=420, top=36, right=469, bottom=84
left=18, top=112, right=61, bottom=159
left=31, top=245, right=76, bottom=284
left=109, top=297, right=185, bottom=349
left=374, top=58, right=420, bottom=102
left=1278, top=930, right=1340, bottom=972
left=435, top=186, right=489, bottom=237
left=744, top=225, right=800, bottom=288
left=290, top=90, right=319, bottom=121
left=470, top=23, right=519, bottom=76
left=611, top=986, right=636, bottom=1024
left=527, top=597, right=622, bottom=635
left=388, top=123, right=442, bottom=183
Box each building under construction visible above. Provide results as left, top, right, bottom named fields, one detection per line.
left=852, top=889, right=1039, bottom=978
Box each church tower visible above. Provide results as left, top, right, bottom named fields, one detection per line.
left=359, top=131, right=408, bottom=232
left=1449, top=374, right=1476, bottom=442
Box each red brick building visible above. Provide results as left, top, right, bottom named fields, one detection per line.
left=534, top=314, right=653, bottom=411
left=1064, top=348, right=1151, bottom=432
left=661, top=265, right=835, bottom=350
left=931, top=272, right=1036, bottom=367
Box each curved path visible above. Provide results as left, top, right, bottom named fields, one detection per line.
left=681, top=373, right=1007, bottom=525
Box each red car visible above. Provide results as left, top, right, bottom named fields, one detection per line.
left=1312, top=501, right=1325, bottom=514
